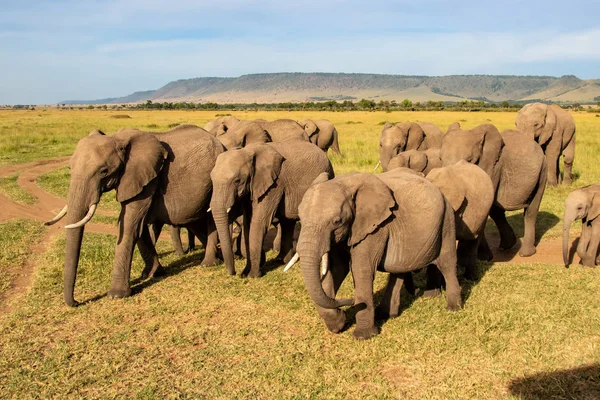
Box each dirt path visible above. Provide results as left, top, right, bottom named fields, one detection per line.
left=0, top=157, right=579, bottom=313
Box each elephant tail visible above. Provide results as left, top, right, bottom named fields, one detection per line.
left=331, top=128, right=342, bottom=156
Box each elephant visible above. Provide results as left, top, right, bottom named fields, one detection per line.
left=216, top=119, right=308, bottom=150
left=149, top=224, right=196, bottom=256
left=45, top=124, right=223, bottom=306
left=426, top=161, right=495, bottom=280
left=210, top=140, right=333, bottom=277
left=204, top=115, right=241, bottom=136
left=379, top=122, right=444, bottom=171
left=447, top=121, right=461, bottom=132
left=294, top=170, right=461, bottom=340
left=387, top=148, right=442, bottom=176
left=563, top=184, right=600, bottom=267
left=515, top=103, right=576, bottom=186
left=440, top=125, right=547, bottom=257
left=297, top=119, right=342, bottom=155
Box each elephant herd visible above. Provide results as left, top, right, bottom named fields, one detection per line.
left=45, top=102, right=590, bottom=340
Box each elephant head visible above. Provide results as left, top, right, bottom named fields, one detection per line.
left=296, top=172, right=395, bottom=310
left=209, top=144, right=284, bottom=275
left=515, top=103, right=556, bottom=146
left=204, top=115, right=241, bottom=136
left=440, top=124, right=503, bottom=181
left=563, top=186, right=600, bottom=266
left=298, top=119, right=319, bottom=144
left=379, top=122, right=426, bottom=171
left=46, top=129, right=168, bottom=306
left=447, top=122, right=461, bottom=133
left=387, top=150, right=427, bottom=174
left=216, top=120, right=271, bottom=150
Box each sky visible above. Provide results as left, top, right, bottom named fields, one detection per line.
left=1, top=0, right=600, bottom=104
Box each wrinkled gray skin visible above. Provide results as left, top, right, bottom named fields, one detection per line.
left=296, top=170, right=460, bottom=340
left=57, top=125, right=223, bottom=307
left=379, top=122, right=444, bottom=171
left=297, top=119, right=342, bottom=155
left=218, top=119, right=308, bottom=150
left=204, top=115, right=241, bottom=136
left=388, top=148, right=442, bottom=175
left=210, top=140, right=333, bottom=277
left=563, top=184, right=600, bottom=267
left=516, top=103, right=576, bottom=186
left=427, top=161, right=495, bottom=280
left=441, top=125, right=547, bottom=257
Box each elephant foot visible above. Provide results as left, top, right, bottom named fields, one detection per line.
left=477, top=244, right=494, bottom=262
left=446, top=302, right=461, bottom=312
left=463, top=267, right=479, bottom=281
left=200, top=255, right=219, bottom=267
left=141, top=264, right=164, bottom=280
left=241, top=265, right=262, bottom=278
left=581, top=257, right=597, bottom=268
left=423, top=288, right=441, bottom=298
left=186, top=244, right=196, bottom=253
left=323, top=310, right=346, bottom=333
left=174, top=249, right=185, bottom=257
left=518, top=245, right=536, bottom=257
left=375, top=306, right=399, bottom=321
left=353, top=325, right=379, bottom=340
left=498, top=234, right=517, bottom=252
left=107, top=287, right=131, bottom=299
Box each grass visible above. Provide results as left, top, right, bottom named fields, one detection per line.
left=1, top=109, right=600, bottom=398
left=0, top=219, right=45, bottom=295
left=0, top=173, right=37, bottom=205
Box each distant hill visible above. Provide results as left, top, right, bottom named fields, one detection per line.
left=61, top=73, right=600, bottom=104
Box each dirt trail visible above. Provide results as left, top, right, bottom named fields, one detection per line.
left=0, top=157, right=579, bottom=313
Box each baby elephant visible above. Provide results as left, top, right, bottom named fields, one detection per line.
left=563, top=184, right=600, bottom=267
left=427, top=161, right=495, bottom=280
left=388, top=148, right=442, bottom=176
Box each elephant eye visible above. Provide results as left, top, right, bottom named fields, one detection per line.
left=99, top=167, right=109, bottom=177
left=332, top=217, right=341, bottom=226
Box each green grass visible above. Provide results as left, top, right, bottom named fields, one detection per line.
left=0, top=173, right=37, bottom=205
left=0, top=219, right=45, bottom=294
left=1, top=109, right=600, bottom=398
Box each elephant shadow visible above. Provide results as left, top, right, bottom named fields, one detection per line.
left=508, top=363, right=600, bottom=399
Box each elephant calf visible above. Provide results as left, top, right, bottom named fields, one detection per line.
left=379, top=122, right=444, bottom=171
left=295, top=170, right=461, bottom=340
left=388, top=148, right=442, bottom=176
left=563, top=184, right=600, bottom=267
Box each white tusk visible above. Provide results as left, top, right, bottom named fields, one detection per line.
left=65, top=203, right=97, bottom=229
left=44, top=205, right=68, bottom=226
left=283, top=253, right=299, bottom=272
left=372, top=161, right=381, bottom=172
left=227, top=207, right=231, bottom=214
left=320, top=253, right=329, bottom=277
left=207, top=207, right=211, bottom=212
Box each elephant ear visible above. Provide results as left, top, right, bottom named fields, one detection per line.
left=406, top=123, right=426, bottom=150
left=301, top=119, right=319, bottom=138
left=383, top=122, right=393, bottom=130
left=539, top=105, right=557, bottom=145
left=447, top=122, right=461, bottom=133
left=471, top=124, right=503, bottom=180
left=408, top=152, right=428, bottom=173
left=311, top=172, right=330, bottom=186
left=250, top=145, right=284, bottom=201
left=588, top=191, right=600, bottom=221
left=115, top=131, right=168, bottom=203
left=242, top=123, right=271, bottom=146
left=216, top=123, right=228, bottom=136
left=346, top=174, right=396, bottom=247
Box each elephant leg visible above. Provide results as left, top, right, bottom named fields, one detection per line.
left=349, top=243, right=381, bottom=340
left=186, top=229, right=196, bottom=253
left=170, top=226, right=185, bottom=256
left=139, top=225, right=164, bottom=279
left=423, top=264, right=443, bottom=297
left=375, top=273, right=411, bottom=320
left=563, top=134, right=576, bottom=185
left=276, top=218, right=296, bottom=264
left=458, top=238, right=479, bottom=281
left=546, top=138, right=562, bottom=186
left=188, top=219, right=219, bottom=266
left=577, top=222, right=592, bottom=263
left=489, top=205, right=517, bottom=251
left=149, top=221, right=163, bottom=246
left=108, top=194, right=154, bottom=299
left=477, top=230, right=494, bottom=261
left=582, top=221, right=600, bottom=267
left=242, top=204, right=275, bottom=278
left=434, top=212, right=461, bottom=311
left=317, top=247, right=350, bottom=333
left=272, top=222, right=282, bottom=253
left=520, top=161, right=547, bottom=257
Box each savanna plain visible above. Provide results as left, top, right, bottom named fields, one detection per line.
left=1, top=109, right=600, bottom=399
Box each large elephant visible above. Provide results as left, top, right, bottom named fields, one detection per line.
left=45, top=125, right=223, bottom=306
left=426, top=161, right=495, bottom=280
left=297, top=119, right=342, bottom=155
left=440, top=125, right=547, bottom=257
left=379, top=122, right=444, bottom=171
left=210, top=140, right=333, bottom=277
left=563, top=184, right=600, bottom=267
left=216, top=119, right=308, bottom=150
left=516, top=103, right=576, bottom=186
left=204, top=115, right=241, bottom=136
left=387, top=148, right=442, bottom=175
left=294, top=170, right=460, bottom=340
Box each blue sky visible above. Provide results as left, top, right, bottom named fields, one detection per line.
left=1, top=0, right=600, bottom=104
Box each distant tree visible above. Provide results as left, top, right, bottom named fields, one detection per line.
left=501, top=101, right=510, bottom=108
left=401, top=99, right=412, bottom=108
left=87, top=105, right=94, bottom=109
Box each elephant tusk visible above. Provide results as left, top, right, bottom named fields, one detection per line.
left=44, top=205, right=68, bottom=226
left=207, top=207, right=211, bottom=213
left=283, top=253, right=299, bottom=272
left=372, top=161, right=381, bottom=172
left=227, top=207, right=231, bottom=214
left=65, top=203, right=97, bottom=229
left=320, top=253, right=329, bottom=277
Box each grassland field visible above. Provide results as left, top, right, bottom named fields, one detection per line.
left=0, top=109, right=600, bottom=399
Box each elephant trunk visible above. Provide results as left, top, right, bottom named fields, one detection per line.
left=563, top=213, right=576, bottom=267
left=297, top=236, right=352, bottom=309
left=331, top=128, right=342, bottom=156
left=213, top=207, right=235, bottom=275
left=63, top=187, right=91, bottom=307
